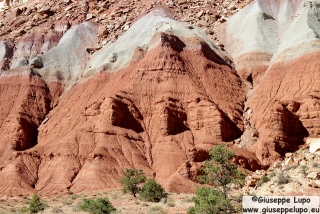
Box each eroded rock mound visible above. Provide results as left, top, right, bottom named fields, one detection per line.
left=0, top=8, right=250, bottom=196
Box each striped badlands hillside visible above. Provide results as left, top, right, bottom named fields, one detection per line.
left=0, top=0, right=319, bottom=197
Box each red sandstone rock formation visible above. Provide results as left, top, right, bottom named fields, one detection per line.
left=0, top=6, right=260, bottom=196
left=0, top=0, right=318, bottom=197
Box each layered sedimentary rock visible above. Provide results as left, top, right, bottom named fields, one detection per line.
left=0, top=8, right=259, bottom=196
left=0, top=68, right=51, bottom=154
left=221, top=0, right=320, bottom=166
left=0, top=67, right=51, bottom=196
left=0, top=0, right=319, bottom=197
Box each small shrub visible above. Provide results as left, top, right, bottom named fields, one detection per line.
left=167, top=201, right=175, bottom=207
left=269, top=171, right=276, bottom=178
left=70, top=194, right=79, bottom=200
left=18, top=207, right=29, bottom=213
left=62, top=199, right=73, bottom=205
left=140, top=179, right=167, bottom=202
left=301, top=165, right=308, bottom=175
left=261, top=175, right=270, bottom=183
left=79, top=197, right=116, bottom=214
left=51, top=207, right=63, bottom=213
left=148, top=205, right=167, bottom=214
left=276, top=172, right=290, bottom=185
left=111, top=193, right=118, bottom=200
left=28, top=193, right=46, bottom=213
left=312, top=162, right=320, bottom=168
left=72, top=205, right=81, bottom=212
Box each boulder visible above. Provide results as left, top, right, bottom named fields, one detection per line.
left=306, top=172, right=320, bottom=180
left=30, top=56, right=43, bottom=68
left=308, top=138, right=320, bottom=153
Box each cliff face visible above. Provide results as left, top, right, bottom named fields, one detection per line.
left=0, top=0, right=319, bottom=197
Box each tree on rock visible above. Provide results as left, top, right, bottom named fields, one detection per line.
left=189, top=144, right=246, bottom=214
left=120, top=168, right=146, bottom=197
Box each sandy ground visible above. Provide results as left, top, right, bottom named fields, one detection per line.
left=0, top=189, right=194, bottom=214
